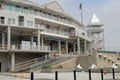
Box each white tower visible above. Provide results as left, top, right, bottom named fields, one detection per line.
left=87, top=14, right=104, bottom=50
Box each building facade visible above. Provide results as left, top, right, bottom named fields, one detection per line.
left=0, top=0, right=92, bottom=72
left=87, top=14, right=104, bottom=50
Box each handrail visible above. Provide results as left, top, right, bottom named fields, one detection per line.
left=15, top=56, right=46, bottom=71
left=30, top=55, right=77, bottom=71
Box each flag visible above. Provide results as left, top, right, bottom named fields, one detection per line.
left=79, top=3, right=82, bottom=9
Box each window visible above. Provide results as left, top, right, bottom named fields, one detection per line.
left=46, top=25, right=50, bottom=29
left=18, top=16, right=24, bottom=26
left=0, top=16, right=5, bottom=24
left=15, top=5, right=20, bottom=12
left=23, top=7, right=28, bottom=14
left=8, top=18, right=15, bottom=25
left=27, top=20, right=33, bottom=27
left=5, top=3, right=13, bottom=11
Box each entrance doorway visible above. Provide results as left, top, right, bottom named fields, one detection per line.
left=0, top=62, right=1, bottom=72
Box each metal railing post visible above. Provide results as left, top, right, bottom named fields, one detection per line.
left=112, top=68, right=115, bottom=79
left=55, top=71, right=58, bottom=80
left=89, top=69, right=91, bottom=80
left=31, top=72, right=34, bottom=80
left=101, top=69, right=103, bottom=80
left=73, top=70, right=76, bottom=80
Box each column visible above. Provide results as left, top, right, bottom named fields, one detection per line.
left=58, top=40, right=61, bottom=54
left=90, top=42, right=92, bottom=54
left=45, top=54, right=48, bottom=61
left=65, top=40, right=68, bottom=54
left=30, top=36, right=34, bottom=50
left=7, top=26, right=11, bottom=50
left=41, top=36, right=44, bottom=49
left=37, top=29, right=40, bottom=50
left=103, top=31, right=105, bottom=50
left=73, top=43, right=76, bottom=53
left=77, top=37, right=80, bottom=54
left=2, top=32, right=5, bottom=50
left=84, top=40, right=87, bottom=54
left=11, top=52, right=15, bottom=71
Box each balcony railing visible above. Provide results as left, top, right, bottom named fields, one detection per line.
left=35, top=24, right=44, bottom=30
left=11, top=44, right=51, bottom=51
left=0, top=44, right=51, bottom=51
left=44, top=28, right=69, bottom=36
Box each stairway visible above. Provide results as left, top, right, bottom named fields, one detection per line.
left=15, top=56, right=47, bottom=72
left=14, top=54, right=77, bottom=72
left=30, top=54, right=77, bottom=71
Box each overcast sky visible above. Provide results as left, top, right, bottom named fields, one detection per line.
left=30, top=0, right=120, bottom=51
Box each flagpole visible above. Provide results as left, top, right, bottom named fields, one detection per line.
left=80, top=3, right=83, bottom=24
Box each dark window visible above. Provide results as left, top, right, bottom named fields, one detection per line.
left=0, top=16, right=5, bottom=24
left=82, top=32, right=85, bottom=35
left=46, top=25, right=50, bottom=29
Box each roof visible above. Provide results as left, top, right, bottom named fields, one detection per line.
left=87, top=13, right=103, bottom=26
left=90, top=13, right=100, bottom=23
left=43, top=1, right=64, bottom=13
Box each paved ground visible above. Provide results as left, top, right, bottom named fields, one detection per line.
left=0, top=72, right=120, bottom=80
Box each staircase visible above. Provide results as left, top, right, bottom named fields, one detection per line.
left=14, top=54, right=77, bottom=72
left=30, top=55, right=77, bottom=71
left=15, top=56, right=47, bottom=72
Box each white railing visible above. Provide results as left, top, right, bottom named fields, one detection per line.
left=11, top=44, right=51, bottom=51
left=44, top=28, right=69, bottom=36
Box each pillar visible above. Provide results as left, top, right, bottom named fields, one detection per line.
left=7, top=26, right=11, bottom=50
left=73, top=43, right=76, bottom=53
left=65, top=40, right=68, bottom=54
left=37, top=29, right=40, bottom=50
left=84, top=40, right=87, bottom=54
left=58, top=40, right=61, bottom=54
left=30, top=36, right=34, bottom=50
left=2, top=32, right=5, bottom=50
left=11, top=52, right=15, bottom=71
left=41, top=36, right=44, bottom=49
left=77, top=37, right=80, bottom=54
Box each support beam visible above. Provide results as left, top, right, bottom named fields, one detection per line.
left=58, top=40, right=61, bottom=54
left=77, top=37, right=80, bottom=54
left=2, top=32, right=5, bottom=50
left=65, top=40, right=68, bottom=54
left=7, top=26, right=11, bottom=50
left=11, top=52, right=15, bottom=71
left=37, top=29, right=40, bottom=50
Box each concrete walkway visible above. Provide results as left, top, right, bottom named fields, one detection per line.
left=0, top=72, right=120, bottom=80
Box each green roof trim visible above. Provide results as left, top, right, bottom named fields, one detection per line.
left=97, top=50, right=117, bottom=54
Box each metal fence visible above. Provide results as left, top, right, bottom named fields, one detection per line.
left=30, top=68, right=120, bottom=80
